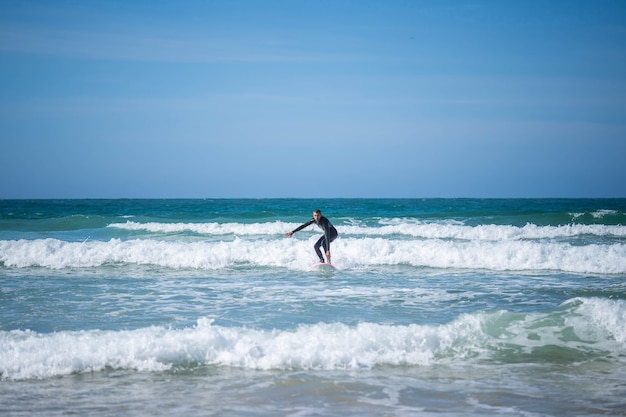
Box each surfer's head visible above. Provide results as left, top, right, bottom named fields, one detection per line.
left=313, top=209, right=322, bottom=222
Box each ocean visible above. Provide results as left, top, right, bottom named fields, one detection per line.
left=1, top=198, right=625, bottom=416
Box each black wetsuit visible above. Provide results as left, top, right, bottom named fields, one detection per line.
left=291, top=215, right=338, bottom=262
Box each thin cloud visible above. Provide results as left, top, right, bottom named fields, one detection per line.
left=0, top=21, right=357, bottom=64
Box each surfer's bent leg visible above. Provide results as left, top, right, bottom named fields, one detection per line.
left=315, top=232, right=337, bottom=262
left=314, top=236, right=326, bottom=262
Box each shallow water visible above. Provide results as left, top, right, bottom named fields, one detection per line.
left=1, top=199, right=625, bottom=416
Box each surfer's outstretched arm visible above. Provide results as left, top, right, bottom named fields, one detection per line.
left=285, top=219, right=314, bottom=237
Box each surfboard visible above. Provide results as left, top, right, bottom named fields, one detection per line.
left=311, top=262, right=337, bottom=270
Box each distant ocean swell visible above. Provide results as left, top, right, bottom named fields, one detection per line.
left=1, top=297, right=623, bottom=381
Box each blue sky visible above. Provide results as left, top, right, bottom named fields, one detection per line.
left=1, top=0, right=625, bottom=198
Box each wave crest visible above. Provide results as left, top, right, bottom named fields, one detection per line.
left=1, top=237, right=625, bottom=274
left=2, top=298, right=624, bottom=380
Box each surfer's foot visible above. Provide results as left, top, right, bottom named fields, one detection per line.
left=319, top=259, right=325, bottom=263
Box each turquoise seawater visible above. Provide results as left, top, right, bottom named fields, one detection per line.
left=1, top=199, right=625, bottom=416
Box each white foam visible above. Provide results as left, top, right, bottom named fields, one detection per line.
left=339, top=238, right=626, bottom=274
left=591, top=209, right=619, bottom=219
left=350, top=220, right=626, bottom=240
left=109, top=220, right=626, bottom=240
left=0, top=320, right=438, bottom=379
left=567, top=297, right=626, bottom=344
left=108, top=221, right=290, bottom=236
left=1, top=236, right=625, bottom=274
left=2, top=298, right=624, bottom=380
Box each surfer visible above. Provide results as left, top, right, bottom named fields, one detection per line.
left=286, top=209, right=338, bottom=264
